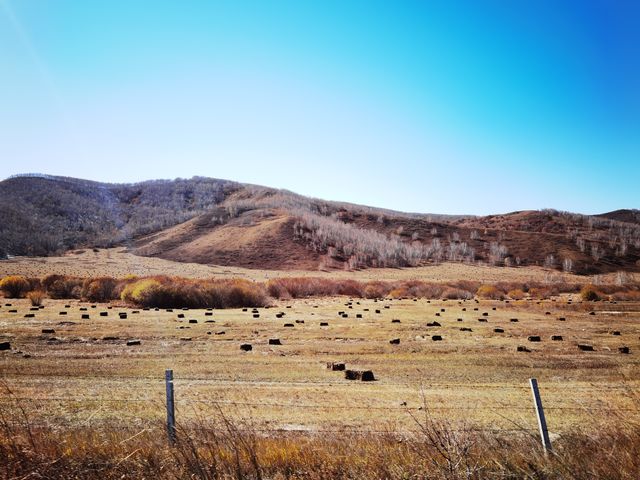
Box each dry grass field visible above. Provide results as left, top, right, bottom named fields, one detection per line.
left=2, top=294, right=638, bottom=435
left=3, top=247, right=629, bottom=285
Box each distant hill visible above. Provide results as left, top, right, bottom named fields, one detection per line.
left=1, top=174, right=639, bottom=274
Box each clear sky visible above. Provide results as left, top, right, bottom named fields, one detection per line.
left=1, top=1, right=638, bottom=215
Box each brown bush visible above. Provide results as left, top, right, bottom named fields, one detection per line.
left=580, top=285, right=602, bottom=302
left=0, top=275, right=31, bottom=298
left=26, top=290, right=45, bottom=306
left=442, top=287, right=473, bottom=300
left=507, top=289, right=525, bottom=300
left=82, top=277, right=118, bottom=302
left=43, top=275, right=83, bottom=299
left=476, top=285, right=504, bottom=300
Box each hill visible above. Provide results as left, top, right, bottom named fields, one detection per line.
left=1, top=174, right=639, bottom=274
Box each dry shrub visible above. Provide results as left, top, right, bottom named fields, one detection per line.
left=580, top=284, right=602, bottom=301
left=26, top=290, right=46, bottom=306
left=121, top=279, right=162, bottom=305
left=43, top=274, right=83, bottom=299
left=476, top=284, right=504, bottom=300
left=266, top=278, right=337, bottom=299
left=334, top=279, right=364, bottom=297
left=528, top=287, right=553, bottom=299
left=0, top=275, right=30, bottom=298
left=611, top=290, right=640, bottom=301
left=363, top=282, right=391, bottom=299
left=507, top=289, right=525, bottom=300
left=82, top=277, right=118, bottom=302
left=442, top=287, right=473, bottom=300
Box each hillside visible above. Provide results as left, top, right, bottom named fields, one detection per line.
left=1, top=174, right=639, bottom=274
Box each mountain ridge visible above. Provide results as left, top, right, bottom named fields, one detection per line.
left=1, top=174, right=638, bottom=274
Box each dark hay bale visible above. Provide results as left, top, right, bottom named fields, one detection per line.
left=79, top=307, right=87, bottom=311
left=81, top=314, right=90, bottom=319
left=177, top=314, right=185, bottom=318
left=375, top=310, right=381, bottom=314
left=205, top=320, right=214, bottom=323
left=327, top=362, right=345, bottom=371
left=29, top=307, right=39, bottom=311
left=510, top=318, right=519, bottom=322
left=462, top=308, right=466, bottom=311
left=41, top=329, right=55, bottom=334
left=345, top=369, right=375, bottom=381
left=528, top=336, right=541, bottom=342
left=166, top=309, right=173, bottom=313
left=460, top=327, right=472, bottom=332
left=99, top=312, right=108, bottom=317
left=180, top=337, right=192, bottom=341
left=342, top=314, right=348, bottom=318
left=205, top=312, right=213, bottom=316
left=457, top=318, right=463, bottom=322
left=189, top=319, right=198, bottom=324
left=253, top=314, right=260, bottom=318
left=578, top=344, right=594, bottom=351
left=389, top=338, right=400, bottom=345
left=295, top=320, right=305, bottom=324
left=0, top=342, right=10, bottom=351
left=24, top=313, right=35, bottom=318
left=612, top=331, right=621, bottom=336
left=427, top=321, right=441, bottom=327
left=268, top=338, right=282, bottom=345
left=441, top=308, right=446, bottom=312
left=240, top=343, right=252, bottom=351
left=482, top=312, right=488, bottom=316
left=384, top=306, right=390, bottom=309
left=126, top=340, right=141, bottom=346
left=551, top=335, right=563, bottom=341
left=276, top=313, right=284, bottom=318
left=320, top=322, right=329, bottom=326
left=391, top=319, right=401, bottom=323
left=284, top=323, right=294, bottom=327
left=435, top=313, right=440, bottom=317
left=215, top=331, right=225, bottom=335
left=478, top=318, right=487, bottom=322
left=356, top=314, right=362, bottom=318
left=517, top=345, right=530, bottom=352
left=494, top=328, right=504, bottom=333
left=132, top=311, right=139, bottom=314
left=8, top=310, right=17, bottom=313
left=59, top=312, right=67, bottom=316
left=589, top=311, right=596, bottom=316
left=119, top=313, right=127, bottom=319
left=558, top=317, right=566, bottom=321
left=619, top=346, right=630, bottom=354
left=431, top=335, right=443, bottom=341
left=242, top=308, right=248, bottom=312
left=102, top=336, right=119, bottom=341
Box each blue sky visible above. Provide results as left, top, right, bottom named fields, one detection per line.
left=1, top=0, right=638, bottom=215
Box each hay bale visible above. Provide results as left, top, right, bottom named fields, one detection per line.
left=320, top=322, right=329, bottom=326
left=189, top=319, right=198, bottom=324
left=528, top=336, right=541, bottom=342
left=24, top=313, right=35, bottom=318
left=435, top=312, right=440, bottom=317
left=177, top=314, right=185, bottom=318
left=577, top=344, right=594, bottom=351
left=284, top=323, right=294, bottom=327
left=460, top=327, right=472, bottom=332
left=205, top=312, right=213, bottom=316
left=253, top=314, right=260, bottom=318
left=295, top=320, right=304, bottom=324
left=215, top=331, right=225, bottom=335
left=0, top=342, right=10, bottom=351
left=493, top=328, right=504, bottom=333
left=126, top=340, right=141, bottom=346
left=240, top=343, right=252, bottom=351
left=427, top=321, right=441, bottom=327
left=356, top=314, right=362, bottom=318
left=618, top=346, right=630, bottom=354
left=102, top=336, right=119, bottom=341
left=612, top=331, right=621, bottom=336
left=375, top=310, right=381, bottom=314
left=180, top=337, right=192, bottom=341
left=431, top=335, right=443, bottom=341
left=119, top=313, right=127, bottom=319
left=558, top=317, right=566, bottom=321
left=99, top=312, right=108, bottom=317
left=59, top=311, right=67, bottom=316
left=551, top=335, right=563, bottom=341
left=345, top=369, right=375, bottom=381
left=81, top=314, right=90, bottom=319
left=327, top=362, right=345, bottom=371
left=391, top=319, right=401, bottom=323
left=42, top=329, right=55, bottom=334
left=517, top=345, right=530, bottom=352
left=389, top=338, right=400, bottom=345
left=268, top=338, right=281, bottom=345
left=478, top=318, right=487, bottom=323
left=482, top=312, right=488, bottom=316
left=510, top=318, right=518, bottom=322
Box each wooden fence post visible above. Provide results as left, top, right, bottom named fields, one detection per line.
left=165, top=369, right=176, bottom=445
left=529, top=378, right=552, bottom=454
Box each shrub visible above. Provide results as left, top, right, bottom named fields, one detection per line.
left=82, top=277, right=118, bottom=302
left=580, top=285, right=601, bottom=302
left=507, top=289, right=525, bottom=300
left=476, top=285, right=504, bottom=300
left=121, top=279, right=162, bottom=306
left=26, top=290, right=45, bottom=306
left=0, top=276, right=31, bottom=298
left=43, top=275, right=83, bottom=299
left=529, top=287, right=553, bottom=299
left=442, top=287, right=473, bottom=300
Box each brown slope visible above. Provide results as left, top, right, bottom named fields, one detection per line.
left=133, top=209, right=321, bottom=270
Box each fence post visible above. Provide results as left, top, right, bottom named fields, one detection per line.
left=165, top=369, right=176, bottom=445
left=529, top=378, right=551, bottom=454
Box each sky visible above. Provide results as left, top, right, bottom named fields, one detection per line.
left=0, top=0, right=638, bottom=215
